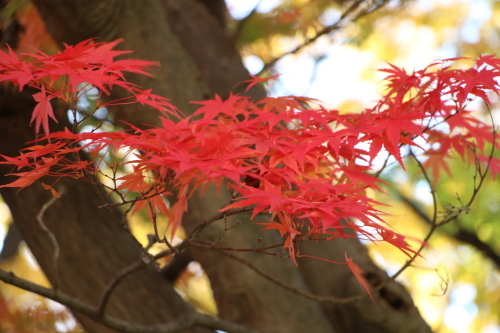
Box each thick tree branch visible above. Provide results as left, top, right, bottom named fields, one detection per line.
left=0, top=269, right=257, bottom=333
left=161, top=250, right=193, bottom=283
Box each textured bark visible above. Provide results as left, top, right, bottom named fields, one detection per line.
left=0, top=87, right=211, bottom=333
left=298, top=235, right=431, bottom=333
left=0, top=0, right=433, bottom=332
left=182, top=186, right=334, bottom=332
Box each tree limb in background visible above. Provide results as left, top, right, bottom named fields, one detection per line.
left=453, top=228, right=500, bottom=269
left=0, top=268, right=257, bottom=333
left=258, top=0, right=390, bottom=75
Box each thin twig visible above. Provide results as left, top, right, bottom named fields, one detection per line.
left=188, top=240, right=286, bottom=256
left=257, top=0, right=389, bottom=76
left=36, top=188, right=64, bottom=290
left=465, top=104, right=497, bottom=206
left=390, top=148, right=438, bottom=280
left=219, top=250, right=381, bottom=304
left=390, top=102, right=498, bottom=279
left=180, top=207, right=254, bottom=249
left=149, top=200, right=179, bottom=255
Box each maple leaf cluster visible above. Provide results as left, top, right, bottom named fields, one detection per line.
left=0, top=39, right=498, bottom=272
left=0, top=39, right=177, bottom=134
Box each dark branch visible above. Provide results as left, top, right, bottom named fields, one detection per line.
left=0, top=222, right=21, bottom=261
left=0, top=269, right=257, bottom=333
left=162, top=250, right=194, bottom=283
left=454, top=227, right=500, bottom=270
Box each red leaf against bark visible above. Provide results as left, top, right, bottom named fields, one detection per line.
left=242, top=73, right=280, bottom=91
left=31, top=86, right=57, bottom=135
left=345, top=254, right=375, bottom=304
left=0, top=46, right=34, bottom=90
left=3, top=41, right=500, bottom=275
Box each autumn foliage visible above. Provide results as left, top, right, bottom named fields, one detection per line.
left=0, top=39, right=498, bottom=291
left=0, top=293, right=80, bottom=333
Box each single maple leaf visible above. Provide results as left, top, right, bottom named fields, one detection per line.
left=42, top=182, right=61, bottom=198
left=378, top=229, right=421, bottom=258
left=169, top=186, right=188, bottom=237
left=345, top=254, right=376, bottom=304
left=242, top=73, right=281, bottom=92
left=0, top=167, right=50, bottom=190
left=30, top=86, right=57, bottom=134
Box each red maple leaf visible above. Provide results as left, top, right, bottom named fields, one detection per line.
left=3, top=39, right=499, bottom=275
left=30, top=86, right=57, bottom=134
left=242, top=73, right=281, bottom=91
left=345, top=254, right=375, bottom=304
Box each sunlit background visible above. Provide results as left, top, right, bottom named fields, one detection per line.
left=226, top=1, right=500, bottom=332
left=1, top=0, right=500, bottom=332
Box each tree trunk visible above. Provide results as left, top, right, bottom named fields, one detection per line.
left=0, top=0, right=432, bottom=332
left=0, top=87, right=212, bottom=333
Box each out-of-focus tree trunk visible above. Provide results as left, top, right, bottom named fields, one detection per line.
left=0, top=0, right=432, bottom=332
left=0, top=87, right=213, bottom=333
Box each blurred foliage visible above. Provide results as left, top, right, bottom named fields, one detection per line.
left=0, top=237, right=84, bottom=332
left=1, top=1, right=57, bottom=53
left=231, top=0, right=500, bottom=332
left=0, top=290, right=84, bottom=333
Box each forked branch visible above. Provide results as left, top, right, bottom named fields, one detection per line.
left=0, top=268, right=257, bottom=333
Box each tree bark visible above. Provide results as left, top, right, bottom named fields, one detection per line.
left=0, top=87, right=211, bottom=333
left=0, top=0, right=432, bottom=332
